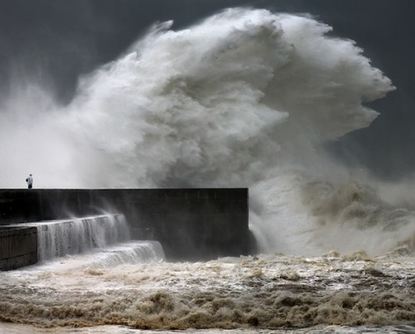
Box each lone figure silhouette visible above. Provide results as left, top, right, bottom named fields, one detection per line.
left=26, top=174, right=33, bottom=189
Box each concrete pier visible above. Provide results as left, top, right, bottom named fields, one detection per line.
left=0, top=188, right=250, bottom=267
left=0, top=226, right=37, bottom=270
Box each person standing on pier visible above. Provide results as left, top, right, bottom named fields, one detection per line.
left=26, top=174, right=33, bottom=189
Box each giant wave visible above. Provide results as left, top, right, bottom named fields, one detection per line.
left=2, top=8, right=412, bottom=256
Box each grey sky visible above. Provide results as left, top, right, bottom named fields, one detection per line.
left=0, top=0, right=414, bottom=179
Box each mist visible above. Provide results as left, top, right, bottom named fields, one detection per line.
left=0, top=8, right=393, bottom=186
left=3, top=8, right=414, bottom=256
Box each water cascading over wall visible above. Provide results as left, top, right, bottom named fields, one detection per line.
left=0, top=214, right=129, bottom=269
left=24, top=215, right=130, bottom=261
left=2, top=7, right=409, bottom=258
left=0, top=188, right=250, bottom=269
left=0, top=214, right=166, bottom=269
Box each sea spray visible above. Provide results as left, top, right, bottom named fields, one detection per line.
left=0, top=8, right=414, bottom=332
left=14, top=215, right=130, bottom=261
left=0, top=254, right=414, bottom=329
left=1, top=9, right=392, bottom=188
left=68, top=9, right=392, bottom=188
left=0, top=8, right=405, bottom=255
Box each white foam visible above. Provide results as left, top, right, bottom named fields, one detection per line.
left=9, top=215, right=130, bottom=261
left=0, top=8, right=401, bottom=255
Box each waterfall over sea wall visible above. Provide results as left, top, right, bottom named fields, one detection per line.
left=0, top=8, right=399, bottom=256
left=85, top=241, right=165, bottom=267
left=38, top=215, right=130, bottom=260
left=38, top=241, right=166, bottom=270
left=3, top=214, right=166, bottom=269
left=17, top=215, right=130, bottom=261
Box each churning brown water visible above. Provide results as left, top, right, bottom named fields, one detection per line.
left=1, top=7, right=414, bottom=334
left=0, top=250, right=414, bottom=333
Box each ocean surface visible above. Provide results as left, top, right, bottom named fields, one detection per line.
left=1, top=7, right=414, bottom=334
left=1, top=246, right=414, bottom=333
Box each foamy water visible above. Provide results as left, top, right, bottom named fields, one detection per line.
left=2, top=324, right=415, bottom=334
left=9, top=215, right=131, bottom=261
left=0, top=253, right=414, bottom=331
left=0, top=8, right=405, bottom=257
left=0, top=7, right=414, bottom=333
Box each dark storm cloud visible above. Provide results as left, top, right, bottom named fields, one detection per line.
left=0, top=0, right=414, bottom=178
left=0, top=0, right=253, bottom=101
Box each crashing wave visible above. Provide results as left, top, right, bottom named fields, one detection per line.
left=0, top=8, right=406, bottom=255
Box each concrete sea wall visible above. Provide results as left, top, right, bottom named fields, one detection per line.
left=0, top=226, right=37, bottom=270
left=0, top=189, right=250, bottom=265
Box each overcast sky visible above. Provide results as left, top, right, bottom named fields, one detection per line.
left=0, top=0, right=414, bottom=179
